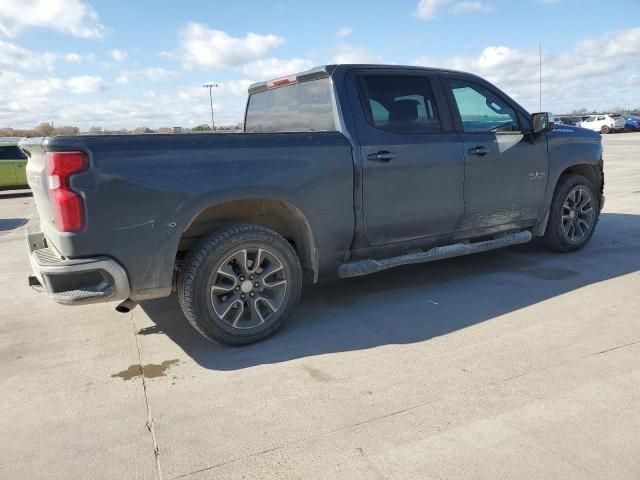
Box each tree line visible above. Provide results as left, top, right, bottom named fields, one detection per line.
left=0, top=122, right=244, bottom=138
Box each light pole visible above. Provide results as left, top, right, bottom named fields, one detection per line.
left=203, top=83, right=218, bottom=131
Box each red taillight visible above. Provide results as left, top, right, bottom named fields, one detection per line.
left=46, top=151, right=88, bottom=232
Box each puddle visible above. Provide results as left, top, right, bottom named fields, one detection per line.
left=111, top=359, right=180, bottom=381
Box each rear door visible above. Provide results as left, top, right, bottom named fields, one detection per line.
left=346, top=69, right=464, bottom=246
left=442, top=76, right=548, bottom=232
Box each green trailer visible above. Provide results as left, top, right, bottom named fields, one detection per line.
left=0, top=140, right=28, bottom=189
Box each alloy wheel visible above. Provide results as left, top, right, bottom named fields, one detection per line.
left=561, top=187, right=594, bottom=243
left=209, top=247, right=288, bottom=330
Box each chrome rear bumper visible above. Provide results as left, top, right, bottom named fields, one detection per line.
left=27, top=225, right=130, bottom=305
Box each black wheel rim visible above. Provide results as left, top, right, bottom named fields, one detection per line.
left=209, top=248, right=288, bottom=330
left=561, top=187, right=594, bottom=243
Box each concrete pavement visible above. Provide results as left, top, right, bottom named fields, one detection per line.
left=1, top=134, right=639, bottom=479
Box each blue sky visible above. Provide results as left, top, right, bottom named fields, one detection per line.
left=1, top=0, right=639, bottom=129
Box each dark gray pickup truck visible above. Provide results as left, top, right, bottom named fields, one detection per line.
left=21, top=64, right=604, bottom=345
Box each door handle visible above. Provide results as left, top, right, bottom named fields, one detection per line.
left=467, top=146, right=489, bottom=156
left=367, top=151, right=397, bottom=162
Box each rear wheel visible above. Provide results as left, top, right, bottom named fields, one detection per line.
left=178, top=224, right=302, bottom=345
left=542, top=175, right=599, bottom=252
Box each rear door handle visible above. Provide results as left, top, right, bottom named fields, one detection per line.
left=467, top=146, right=489, bottom=156
left=367, top=151, right=397, bottom=162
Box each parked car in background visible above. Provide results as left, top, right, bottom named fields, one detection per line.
left=553, top=115, right=582, bottom=126
left=0, top=139, right=28, bottom=189
left=579, top=114, right=625, bottom=134
left=623, top=115, right=640, bottom=132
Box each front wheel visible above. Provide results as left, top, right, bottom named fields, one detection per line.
left=601, top=125, right=610, bottom=134
left=177, top=224, right=302, bottom=345
left=541, top=175, right=599, bottom=253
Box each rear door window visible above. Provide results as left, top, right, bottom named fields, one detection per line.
left=358, top=75, right=441, bottom=134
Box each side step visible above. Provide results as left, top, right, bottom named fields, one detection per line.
left=51, top=288, right=112, bottom=304
left=338, top=231, right=532, bottom=279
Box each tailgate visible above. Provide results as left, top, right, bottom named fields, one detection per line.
left=611, top=116, right=625, bottom=128
left=19, top=138, right=56, bottom=229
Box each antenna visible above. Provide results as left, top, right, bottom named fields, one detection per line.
left=539, top=43, right=542, bottom=111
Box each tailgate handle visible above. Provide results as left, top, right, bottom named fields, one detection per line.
left=367, top=151, right=397, bottom=162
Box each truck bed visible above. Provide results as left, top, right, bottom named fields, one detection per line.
left=21, top=132, right=354, bottom=299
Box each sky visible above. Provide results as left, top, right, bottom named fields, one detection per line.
left=0, top=0, right=639, bottom=130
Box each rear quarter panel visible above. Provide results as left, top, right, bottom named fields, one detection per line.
left=28, top=133, right=354, bottom=298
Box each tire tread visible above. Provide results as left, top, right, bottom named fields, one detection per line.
left=177, top=224, right=302, bottom=345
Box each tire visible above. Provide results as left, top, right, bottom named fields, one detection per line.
left=601, top=125, right=610, bottom=134
left=177, top=224, right=302, bottom=345
left=624, top=126, right=632, bottom=133
left=541, top=174, right=600, bottom=253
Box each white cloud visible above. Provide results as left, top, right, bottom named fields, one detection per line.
left=0, top=71, right=103, bottom=100
left=414, top=0, right=491, bottom=19
left=0, top=40, right=56, bottom=70
left=115, top=67, right=179, bottom=85
left=332, top=43, right=382, bottom=64
left=178, top=23, right=284, bottom=69
left=449, top=1, right=491, bottom=14
left=0, top=72, right=252, bottom=129
left=64, top=52, right=95, bottom=64
left=65, top=75, right=104, bottom=94
left=241, top=58, right=314, bottom=80
left=336, top=26, right=353, bottom=39
left=577, top=27, right=640, bottom=58
left=414, top=0, right=450, bottom=19
left=65, top=53, right=83, bottom=64
left=109, top=49, right=128, bottom=62
left=412, top=27, right=640, bottom=113
left=0, top=0, right=103, bottom=38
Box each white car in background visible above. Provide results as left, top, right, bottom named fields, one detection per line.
left=579, top=114, right=626, bottom=134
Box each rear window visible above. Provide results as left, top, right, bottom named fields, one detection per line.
left=0, top=146, right=27, bottom=160
left=244, top=78, right=336, bottom=133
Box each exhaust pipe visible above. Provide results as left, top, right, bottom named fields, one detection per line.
left=116, top=299, right=138, bottom=313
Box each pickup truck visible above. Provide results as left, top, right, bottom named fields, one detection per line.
left=21, top=64, right=604, bottom=345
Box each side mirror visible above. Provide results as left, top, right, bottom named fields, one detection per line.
left=532, top=112, right=554, bottom=134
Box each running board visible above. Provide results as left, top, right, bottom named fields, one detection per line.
left=338, top=231, right=532, bottom=278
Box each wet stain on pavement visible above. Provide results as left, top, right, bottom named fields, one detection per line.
left=137, top=325, right=164, bottom=335
left=111, top=359, right=180, bottom=381
left=303, top=364, right=333, bottom=383
left=517, top=267, right=578, bottom=280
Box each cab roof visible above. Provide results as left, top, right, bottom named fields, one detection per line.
left=247, top=64, right=475, bottom=94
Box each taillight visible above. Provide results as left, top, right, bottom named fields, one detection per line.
left=46, top=151, right=88, bottom=232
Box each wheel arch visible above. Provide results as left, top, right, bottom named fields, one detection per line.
left=533, top=162, right=603, bottom=236
left=558, top=163, right=603, bottom=194
left=177, top=198, right=318, bottom=282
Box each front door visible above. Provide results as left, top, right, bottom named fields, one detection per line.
left=443, top=77, right=549, bottom=232
left=347, top=70, right=465, bottom=246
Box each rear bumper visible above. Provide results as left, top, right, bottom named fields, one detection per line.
left=26, top=225, right=130, bottom=305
